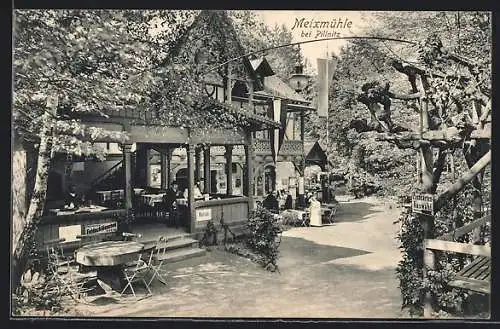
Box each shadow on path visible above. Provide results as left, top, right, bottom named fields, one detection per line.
left=279, top=236, right=371, bottom=268
left=334, top=201, right=384, bottom=223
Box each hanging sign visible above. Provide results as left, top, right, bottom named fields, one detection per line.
left=411, top=194, right=434, bottom=215
left=84, top=221, right=118, bottom=235
left=196, top=208, right=212, bottom=222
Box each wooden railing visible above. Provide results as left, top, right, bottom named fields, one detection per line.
left=89, top=160, right=123, bottom=189
left=194, top=196, right=249, bottom=231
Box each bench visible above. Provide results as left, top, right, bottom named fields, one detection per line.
left=448, top=256, right=490, bottom=294
left=424, top=214, right=491, bottom=295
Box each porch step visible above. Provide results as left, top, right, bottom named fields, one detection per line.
left=157, top=247, right=206, bottom=263
left=136, top=233, right=193, bottom=250
left=164, top=237, right=199, bottom=251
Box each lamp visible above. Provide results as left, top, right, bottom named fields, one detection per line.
left=288, top=64, right=309, bottom=92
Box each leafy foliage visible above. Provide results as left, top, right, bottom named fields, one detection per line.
left=245, top=206, right=284, bottom=272
left=396, top=179, right=491, bottom=316
left=12, top=269, right=63, bottom=315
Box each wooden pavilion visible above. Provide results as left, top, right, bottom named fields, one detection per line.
left=34, top=10, right=282, bottom=249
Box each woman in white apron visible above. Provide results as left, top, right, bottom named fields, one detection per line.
left=308, top=196, right=322, bottom=227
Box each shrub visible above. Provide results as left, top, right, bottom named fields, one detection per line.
left=396, top=183, right=490, bottom=317
left=246, top=206, right=284, bottom=272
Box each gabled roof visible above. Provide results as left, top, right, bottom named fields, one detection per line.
left=166, top=10, right=255, bottom=82
left=249, top=57, right=275, bottom=77
left=255, top=75, right=309, bottom=104
left=304, top=141, right=317, bottom=156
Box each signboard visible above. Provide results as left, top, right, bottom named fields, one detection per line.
left=84, top=221, right=118, bottom=235
left=59, top=224, right=82, bottom=243
left=196, top=208, right=212, bottom=222
left=412, top=194, right=434, bottom=215
left=298, top=177, right=305, bottom=194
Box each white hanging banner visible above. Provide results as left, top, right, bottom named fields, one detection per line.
left=317, top=58, right=337, bottom=118
left=272, top=99, right=281, bottom=164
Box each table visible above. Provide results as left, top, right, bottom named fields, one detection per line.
left=48, top=205, right=108, bottom=216
left=141, top=193, right=165, bottom=207
left=176, top=198, right=188, bottom=206
left=95, top=189, right=144, bottom=204
left=75, top=241, right=145, bottom=291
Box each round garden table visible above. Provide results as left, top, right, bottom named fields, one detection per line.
left=75, top=241, right=145, bottom=292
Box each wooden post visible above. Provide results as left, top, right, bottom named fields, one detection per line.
left=247, top=77, right=254, bottom=107
left=225, top=145, right=233, bottom=196
left=122, top=143, right=133, bottom=210
left=464, top=140, right=489, bottom=244
left=422, top=214, right=436, bottom=317
left=225, top=64, right=232, bottom=104
left=417, top=73, right=436, bottom=318
left=300, top=112, right=305, bottom=142
left=166, top=148, right=172, bottom=185
left=134, top=144, right=148, bottom=187
left=187, top=144, right=196, bottom=233
left=160, top=150, right=168, bottom=190
left=203, top=146, right=211, bottom=194
left=416, top=151, right=422, bottom=184
left=435, top=150, right=491, bottom=212
left=195, top=146, right=201, bottom=183
left=245, top=131, right=255, bottom=212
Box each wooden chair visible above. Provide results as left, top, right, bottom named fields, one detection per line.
left=120, top=253, right=152, bottom=297
left=147, top=236, right=168, bottom=285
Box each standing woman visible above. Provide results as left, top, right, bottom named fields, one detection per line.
left=308, top=195, right=322, bottom=227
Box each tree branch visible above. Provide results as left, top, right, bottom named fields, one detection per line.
left=434, top=150, right=491, bottom=212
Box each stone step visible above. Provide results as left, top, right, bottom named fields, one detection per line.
left=158, top=247, right=206, bottom=263
left=164, top=237, right=199, bottom=251
left=138, top=233, right=194, bottom=250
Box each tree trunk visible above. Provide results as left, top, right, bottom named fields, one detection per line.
left=430, top=148, right=447, bottom=194
left=12, top=112, right=54, bottom=287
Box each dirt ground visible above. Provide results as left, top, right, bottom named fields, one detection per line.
left=69, top=196, right=408, bottom=318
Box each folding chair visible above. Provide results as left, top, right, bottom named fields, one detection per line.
left=44, top=239, right=95, bottom=301
left=299, top=211, right=310, bottom=227
left=121, top=253, right=152, bottom=297
left=147, top=236, right=168, bottom=285
left=323, top=205, right=337, bottom=225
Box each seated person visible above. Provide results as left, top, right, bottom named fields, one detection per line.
left=183, top=181, right=204, bottom=199
left=164, top=182, right=179, bottom=212
left=63, top=184, right=80, bottom=210
left=262, top=190, right=279, bottom=214
left=284, top=190, right=293, bottom=210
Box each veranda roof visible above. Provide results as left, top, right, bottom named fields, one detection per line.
left=201, top=97, right=280, bottom=130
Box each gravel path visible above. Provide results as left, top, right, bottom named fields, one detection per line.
left=71, top=197, right=407, bottom=318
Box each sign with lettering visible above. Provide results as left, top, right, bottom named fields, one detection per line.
left=412, top=194, right=434, bottom=215
left=196, top=208, right=212, bottom=222
left=84, top=221, right=118, bottom=235
left=59, top=224, right=82, bottom=243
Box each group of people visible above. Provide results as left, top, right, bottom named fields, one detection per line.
left=261, top=181, right=337, bottom=215
left=261, top=189, right=293, bottom=214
